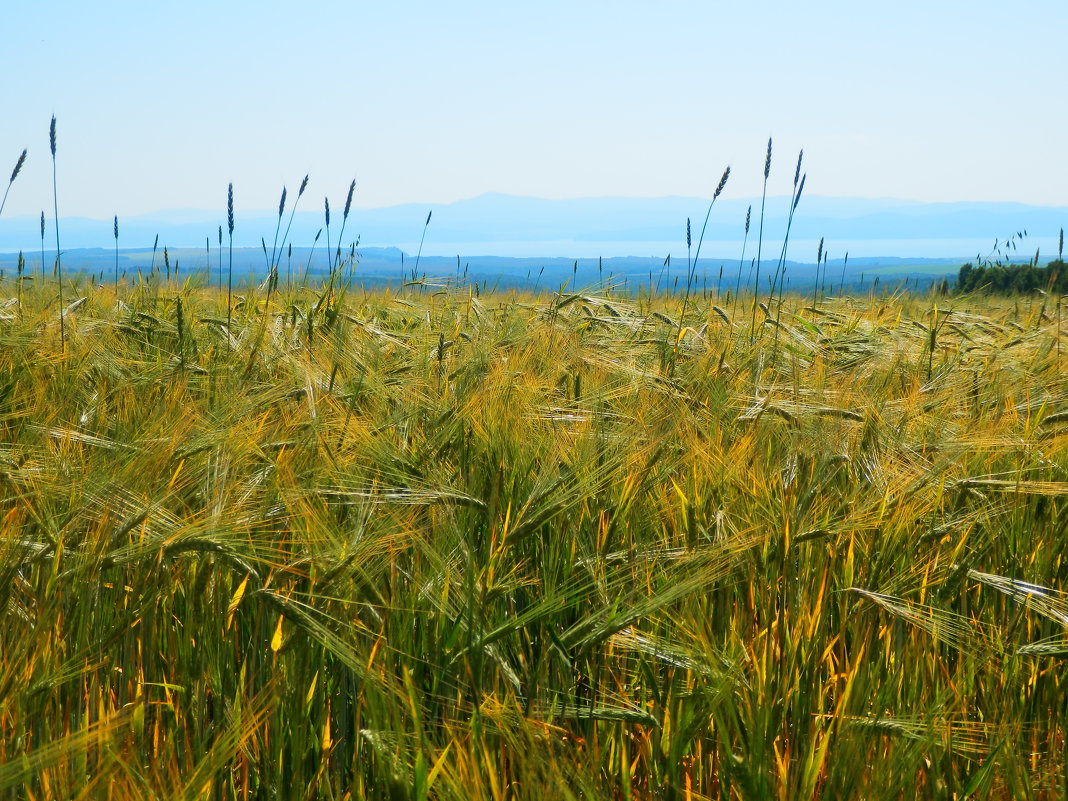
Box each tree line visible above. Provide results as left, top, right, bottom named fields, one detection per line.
left=956, top=260, right=1067, bottom=295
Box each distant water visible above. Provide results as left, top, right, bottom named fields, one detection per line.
left=388, top=236, right=1064, bottom=262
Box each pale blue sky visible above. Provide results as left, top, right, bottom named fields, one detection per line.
left=1, top=0, right=1064, bottom=218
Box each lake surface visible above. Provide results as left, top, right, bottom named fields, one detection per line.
left=387, top=235, right=1064, bottom=262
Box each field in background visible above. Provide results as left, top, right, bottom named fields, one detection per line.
left=1, top=276, right=1067, bottom=799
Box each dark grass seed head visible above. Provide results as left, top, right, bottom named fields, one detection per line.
left=714, top=166, right=730, bottom=200
left=10, top=149, right=27, bottom=184
left=49, top=117, right=56, bottom=158
left=745, top=205, right=752, bottom=235
left=227, top=184, right=234, bottom=236
left=344, top=180, right=356, bottom=220
left=278, top=187, right=287, bottom=218
left=764, top=137, right=772, bottom=180
left=793, top=174, right=806, bottom=210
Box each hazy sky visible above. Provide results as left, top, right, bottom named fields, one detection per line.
left=1, top=0, right=1064, bottom=219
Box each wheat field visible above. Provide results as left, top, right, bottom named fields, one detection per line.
left=0, top=273, right=1066, bottom=800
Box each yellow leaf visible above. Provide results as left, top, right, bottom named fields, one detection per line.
left=167, top=459, right=185, bottom=490
left=426, top=742, right=452, bottom=792
left=270, top=614, right=284, bottom=652
left=322, top=710, right=332, bottom=752
left=226, top=573, right=250, bottom=630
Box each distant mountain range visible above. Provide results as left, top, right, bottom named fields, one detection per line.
left=1, top=193, right=1063, bottom=258
left=0, top=194, right=1063, bottom=291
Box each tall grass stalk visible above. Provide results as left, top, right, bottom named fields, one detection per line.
left=750, top=137, right=772, bottom=343
left=113, top=216, right=119, bottom=287
left=227, top=183, right=234, bottom=342
left=811, top=236, right=824, bottom=311
left=769, top=170, right=806, bottom=362
left=732, top=204, right=752, bottom=319
left=768, top=149, right=805, bottom=310
left=671, top=167, right=729, bottom=374
left=413, top=210, right=432, bottom=277
left=16, top=250, right=23, bottom=315
left=49, top=116, right=64, bottom=351
left=321, top=180, right=357, bottom=317
left=302, top=228, right=323, bottom=288
left=323, top=197, right=332, bottom=278
left=0, top=148, right=27, bottom=219
left=269, top=185, right=287, bottom=272
left=333, top=179, right=356, bottom=273
left=277, top=175, right=309, bottom=283
left=819, top=248, right=829, bottom=304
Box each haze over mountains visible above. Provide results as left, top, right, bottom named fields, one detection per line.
left=1, top=194, right=1063, bottom=261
